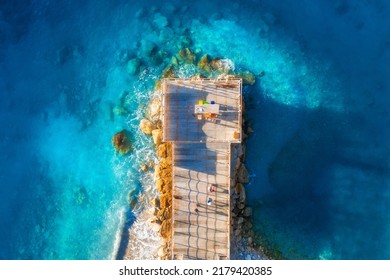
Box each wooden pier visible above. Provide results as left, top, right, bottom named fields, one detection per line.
left=162, top=78, right=242, bottom=260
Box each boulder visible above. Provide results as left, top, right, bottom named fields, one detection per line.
left=197, top=54, right=212, bottom=75
left=163, top=206, right=172, bottom=220
left=235, top=183, right=246, bottom=204
left=243, top=207, right=252, bottom=217
left=139, top=119, right=154, bottom=135
left=151, top=197, right=160, bottom=208
left=148, top=160, right=155, bottom=169
left=232, top=206, right=241, bottom=216
left=153, top=13, right=168, bottom=28
left=235, top=158, right=241, bottom=170
left=160, top=219, right=172, bottom=239
left=238, top=203, right=246, bottom=210
left=159, top=157, right=172, bottom=170
left=155, top=119, right=162, bottom=129
left=140, top=40, right=157, bottom=56
left=129, top=197, right=137, bottom=210
left=176, top=48, right=196, bottom=64
left=112, top=129, right=133, bottom=155
left=238, top=71, right=256, bottom=85
left=162, top=64, right=175, bottom=78
left=152, top=129, right=163, bottom=146
left=160, top=193, right=172, bottom=209
left=210, top=58, right=235, bottom=74
left=147, top=98, right=161, bottom=121
left=171, top=56, right=179, bottom=66
left=156, top=178, right=164, bottom=193
left=238, top=164, right=249, bottom=183
left=140, top=164, right=148, bottom=172
left=113, top=105, right=129, bottom=116
left=236, top=144, right=244, bottom=158
left=157, top=143, right=167, bottom=158
left=126, top=58, right=141, bottom=75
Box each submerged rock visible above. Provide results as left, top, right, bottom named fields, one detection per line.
left=176, top=48, right=196, bottom=64
left=238, top=71, right=256, bottom=85
left=237, top=164, right=249, bottom=183
left=126, top=58, right=141, bottom=75
left=162, top=64, right=175, bottom=78
left=74, top=186, right=89, bottom=206
left=235, top=183, right=247, bottom=204
left=112, top=129, right=133, bottom=155
left=243, top=207, right=252, bottom=217
left=211, top=58, right=235, bottom=74
left=139, top=119, right=155, bottom=135
left=154, top=80, right=162, bottom=92
left=113, top=105, right=129, bottom=116
left=171, top=56, right=179, bottom=66
left=140, top=40, right=157, bottom=56
left=197, top=54, right=212, bottom=75
left=153, top=13, right=169, bottom=28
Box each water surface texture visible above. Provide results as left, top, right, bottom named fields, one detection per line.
left=0, top=0, right=389, bottom=259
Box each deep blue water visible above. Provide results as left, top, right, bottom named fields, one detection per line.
left=1, top=0, right=389, bottom=259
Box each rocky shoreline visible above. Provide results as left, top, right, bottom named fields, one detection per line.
left=139, top=96, right=172, bottom=260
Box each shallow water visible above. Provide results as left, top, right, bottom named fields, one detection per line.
left=0, top=0, right=389, bottom=259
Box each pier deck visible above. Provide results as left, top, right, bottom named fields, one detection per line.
left=161, top=78, right=242, bottom=260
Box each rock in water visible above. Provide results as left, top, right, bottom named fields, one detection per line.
left=210, top=58, right=235, bottom=74
left=176, top=48, right=196, bottom=64
left=162, top=64, right=175, bottom=78
left=237, top=164, right=249, bottom=183
left=112, top=129, right=133, bottom=155
left=126, top=58, right=141, bottom=75
left=197, top=54, right=212, bottom=75
left=153, top=13, right=168, bottom=28
left=140, top=164, right=148, bottom=172
left=152, top=129, right=163, bottom=146
left=140, top=40, right=157, bottom=56
left=139, top=119, right=155, bottom=135
left=235, top=183, right=247, bottom=204
left=238, top=71, right=256, bottom=85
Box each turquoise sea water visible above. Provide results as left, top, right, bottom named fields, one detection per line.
left=1, top=0, right=389, bottom=259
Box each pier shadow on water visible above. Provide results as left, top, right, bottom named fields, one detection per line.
left=246, top=93, right=390, bottom=259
